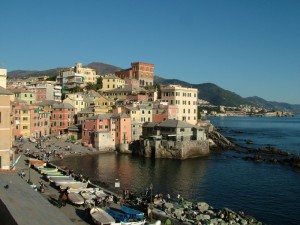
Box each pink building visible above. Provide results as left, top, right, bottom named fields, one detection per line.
left=82, top=114, right=111, bottom=145
left=12, top=101, right=51, bottom=140
left=82, top=113, right=132, bottom=151
left=50, top=103, right=75, bottom=136
left=35, top=87, right=47, bottom=102
left=152, top=103, right=178, bottom=123
left=111, top=113, right=132, bottom=145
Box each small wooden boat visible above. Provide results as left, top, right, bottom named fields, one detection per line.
left=40, top=168, right=59, bottom=174
left=95, top=189, right=108, bottom=198
left=60, top=182, right=89, bottom=190
left=68, top=192, right=85, bottom=205
left=46, top=173, right=66, bottom=178
left=28, top=158, right=46, bottom=166
left=67, top=187, right=99, bottom=194
left=90, top=207, right=115, bottom=225
left=55, top=180, right=82, bottom=186
left=80, top=191, right=97, bottom=201
left=48, top=177, right=74, bottom=183
left=33, top=164, right=45, bottom=169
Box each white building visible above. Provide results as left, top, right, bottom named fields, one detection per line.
left=56, top=63, right=99, bottom=92
left=0, top=68, right=7, bottom=88
left=160, top=85, right=198, bottom=125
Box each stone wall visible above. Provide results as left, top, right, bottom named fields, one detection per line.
left=143, top=139, right=209, bottom=159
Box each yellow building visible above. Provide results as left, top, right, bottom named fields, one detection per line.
left=63, top=92, right=87, bottom=114
left=0, top=87, right=14, bottom=170
left=10, top=88, right=36, bottom=105
left=101, top=74, right=125, bottom=91
left=94, top=95, right=115, bottom=114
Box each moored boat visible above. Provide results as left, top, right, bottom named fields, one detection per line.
left=80, top=191, right=97, bottom=201
left=68, top=192, right=85, bottom=205
left=90, top=207, right=115, bottom=225
left=40, top=168, right=59, bottom=174
left=60, top=181, right=89, bottom=190
left=105, top=204, right=146, bottom=224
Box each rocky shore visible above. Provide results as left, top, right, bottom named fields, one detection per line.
left=208, top=127, right=300, bottom=169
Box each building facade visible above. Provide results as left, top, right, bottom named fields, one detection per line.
left=0, top=68, right=7, bottom=88
left=57, top=63, right=99, bottom=92
left=160, top=85, right=198, bottom=125
left=115, top=62, right=154, bottom=87
left=101, top=74, right=125, bottom=91
left=0, top=87, right=13, bottom=170
left=50, top=103, right=75, bottom=136
left=10, top=88, right=36, bottom=105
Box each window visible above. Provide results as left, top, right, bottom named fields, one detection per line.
left=23, top=126, right=28, bottom=129
left=0, top=112, right=1, bottom=123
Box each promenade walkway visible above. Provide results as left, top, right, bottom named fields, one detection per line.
left=0, top=151, right=93, bottom=225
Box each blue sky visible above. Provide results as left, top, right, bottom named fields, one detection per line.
left=1, top=0, right=299, bottom=104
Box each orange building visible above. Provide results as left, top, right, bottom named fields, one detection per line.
left=50, top=103, right=75, bottom=136
left=115, top=62, right=154, bottom=87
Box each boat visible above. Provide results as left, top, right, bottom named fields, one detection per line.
left=67, top=187, right=100, bottom=194
left=40, top=168, right=59, bottom=174
left=46, top=173, right=67, bottom=178
left=33, top=164, right=45, bottom=169
left=105, top=204, right=145, bottom=224
left=68, top=192, right=85, bottom=205
left=95, top=189, right=108, bottom=198
left=28, top=158, right=46, bottom=166
left=48, top=176, right=75, bottom=183
left=80, top=191, right=97, bottom=201
left=60, top=181, right=89, bottom=190
left=90, top=207, right=115, bottom=225
left=109, top=203, right=144, bottom=219
left=54, top=180, right=83, bottom=187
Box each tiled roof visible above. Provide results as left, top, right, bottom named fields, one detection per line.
left=156, top=119, right=195, bottom=128
left=0, top=86, right=13, bottom=95
left=53, top=102, right=74, bottom=109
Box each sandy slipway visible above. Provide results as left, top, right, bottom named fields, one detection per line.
left=10, top=138, right=266, bottom=225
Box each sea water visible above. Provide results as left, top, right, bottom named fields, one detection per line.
left=55, top=116, right=300, bottom=225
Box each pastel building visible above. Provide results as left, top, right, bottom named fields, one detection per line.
left=63, top=92, right=86, bottom=114
left=82, top=113, right=132, bottom=151
left=50, top=103, right=75, bottom=136
left=93, top=95, right=115, bottom=114
left=0, top=68, right=7, bottom=88
left=115, top=62, right=154, bottom=87
left=152, top=102, right=178, bottom=123
left=57, top=63, right=99, bottom=92
left=27, top=83, right=55, bottom=102
left=0, top=87, right=13, bottom=170
left=160, top=85, right=198, bottom=125
left=101, top=74, right=125, bottom=91
left=13, top=101, right=31, bottom=139
left=10, top=88, right=36, bottom=105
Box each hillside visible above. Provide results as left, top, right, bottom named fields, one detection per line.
left=155, top=76, right=300, bottom=113
left=7, top=62, right=121, bottom=78
left=154, top=76, right=248, bottom=107
left=6, top=62, right=300, bottom=113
